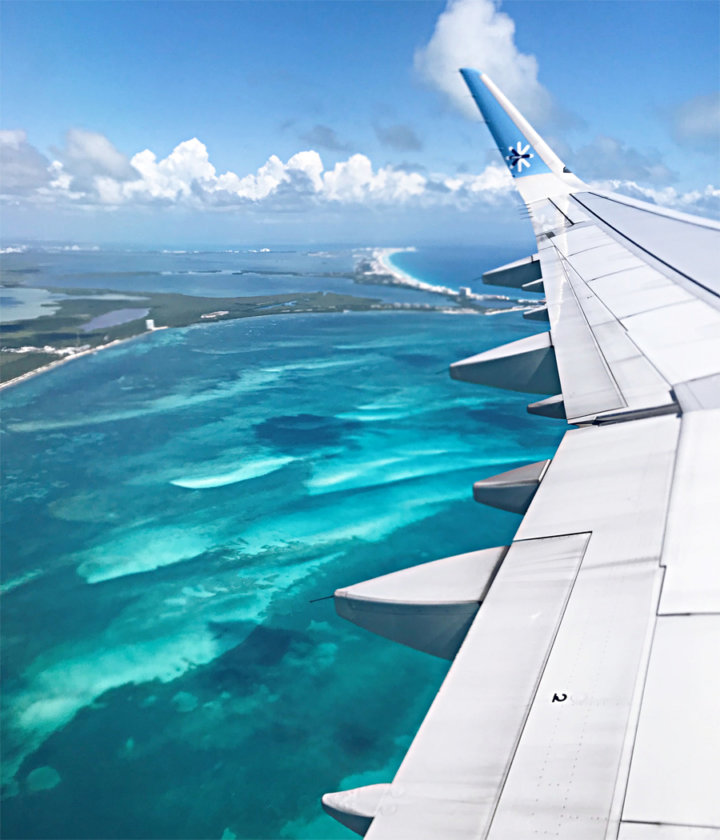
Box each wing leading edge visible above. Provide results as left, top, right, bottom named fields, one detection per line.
left=322, top=71, right=720, bottom=839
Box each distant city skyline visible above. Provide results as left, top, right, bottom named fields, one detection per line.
left=1, top=0, right=718, bottom=246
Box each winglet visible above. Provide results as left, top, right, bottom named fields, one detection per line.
left=460, top=68, right=569, bottom=180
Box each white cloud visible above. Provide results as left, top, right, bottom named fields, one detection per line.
left=666, top=92, right=720, bottom=148
left=219, top=152, right=305, bottom=201
left=322, top=154, right=427, bottom=203
left=5, top=131, right=512, bottom=210
left=287, top=151, right=324, bottom=192
left=414, top=0, right=552, bottom=123
left=443, top=163, right=513, bottom=198
left=0, top=130, right=52, bottom=194
left=125, top=139, right=216, bottom=201
left=3, top=128, right=718, bottom=219
left=57, top=128, right=137, bottom=188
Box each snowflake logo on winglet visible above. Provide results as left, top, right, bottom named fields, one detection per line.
left=506, top=141, right=534, bottom=173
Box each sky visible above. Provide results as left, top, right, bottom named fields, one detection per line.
left=1, top=0, right=719, bottom=247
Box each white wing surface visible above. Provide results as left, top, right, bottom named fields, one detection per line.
left=322, top=70, right=720, bottom=839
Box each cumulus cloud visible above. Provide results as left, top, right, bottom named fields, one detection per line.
left=572, top=135, right=676, bottom=185
left=3, top=128, right=717, bottom=218
left=55, top=128, right=137, bottom=189
left=0, top=130, right=52, bottom=194
left=3, top=128, right=515, bottom=210
left=414, top=0, right=553, bottom=124
left=322, top=153, right=428, bottom=202
left=123, top=138, right=219, bottom=202
left=665, top=92, right=720, bottom=149
left=299, top=124, right=349, bottom=151
left=375, top=123, right=423, bottom=151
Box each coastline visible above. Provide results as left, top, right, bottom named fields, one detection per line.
left=0, top=286, right=399, bottom=391
left=0, top=330, right=163, bottom=392
left=1, top=249, right=543, bottom=391
left=362, top=247, right=540, bottom=311
left=0, top=295, right=444, bottom=392
left=374, top=247, right=458, bottom=296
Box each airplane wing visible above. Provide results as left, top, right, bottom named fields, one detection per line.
left=321, top=69, right=720, bottom=839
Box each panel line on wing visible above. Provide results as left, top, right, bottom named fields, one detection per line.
left=656, top=408, right=720, bottom=615
left=542, top=245, right=627, bottom=420
left=482, top=536, right=593, bottom=836
left=608, top=574, right=663, bottom=839
left=487, top=562, right=663, bottom=839
left=620, top=820, right=720, bottom=830
left=545, top=197, right=577, bottom=227
left=571, top=194, right=720, bottom=301
left=511, top=530, right=599, bottom=544
left=364, top=533, right=591, bottom=840
left=542, top=226, right=679, bottom=421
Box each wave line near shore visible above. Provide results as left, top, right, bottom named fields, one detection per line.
left=359, top=247, right=542, bottom=311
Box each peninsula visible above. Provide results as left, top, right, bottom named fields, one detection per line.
left=0, top=247, right=538, bottom=388
left=0, top=286, right=441, bottom=387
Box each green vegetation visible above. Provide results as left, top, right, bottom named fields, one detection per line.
left=0, top=351, right=58, bottom=383
left=0, top=286, right=432, bottom=384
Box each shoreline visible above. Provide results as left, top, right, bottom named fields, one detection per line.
left=0, top=302, right=451, bottom=392
left=0, top=330, right=164, bottom=392
left=361, top=247, right=540, bottom=309
left=373, top=247, right=458, bottom=296
left=1, top=251, right=543, bottom=391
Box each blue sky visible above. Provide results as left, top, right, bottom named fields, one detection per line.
left=1, top=0, right=718, bottom=246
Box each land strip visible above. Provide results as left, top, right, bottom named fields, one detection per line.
left=0, top=286, right=447, bottom=387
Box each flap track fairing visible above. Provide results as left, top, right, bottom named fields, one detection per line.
left=333, top=546, right=508, bottom=660
left=473, top=459, right=551, bottom=514
left=450, top=332, right=561, bottom=395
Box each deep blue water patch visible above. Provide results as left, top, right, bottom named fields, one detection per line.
left=254, top=414, right=362, bottom=452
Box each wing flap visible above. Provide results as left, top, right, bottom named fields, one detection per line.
left=515, top=415, right=679, bottom=553
left=365, top=533, right=590, bottom=840
left=621, top=616, right=720, bottom=830
left=486, top=559, right=661, bottom=839
left=541, top=218, right=720, bottom=395
left=538, top=240, right=676, bottom=422
left=588, top=267, right=691, bottom=319
left=541, top=247, right=627, bottom=419
left=659, top=408, right=720, bottom=614
left=620, top=299, right=720, bottom=384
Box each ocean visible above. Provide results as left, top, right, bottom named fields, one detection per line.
left=0, top=245, right=562, bottom=839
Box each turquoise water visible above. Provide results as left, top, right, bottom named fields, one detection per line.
left=1, top=247, right=563, bottom=839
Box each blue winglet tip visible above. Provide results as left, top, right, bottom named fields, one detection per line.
left=458, top=67, right=554, bottom=179
left=459, top=68, right=485, bottom=100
